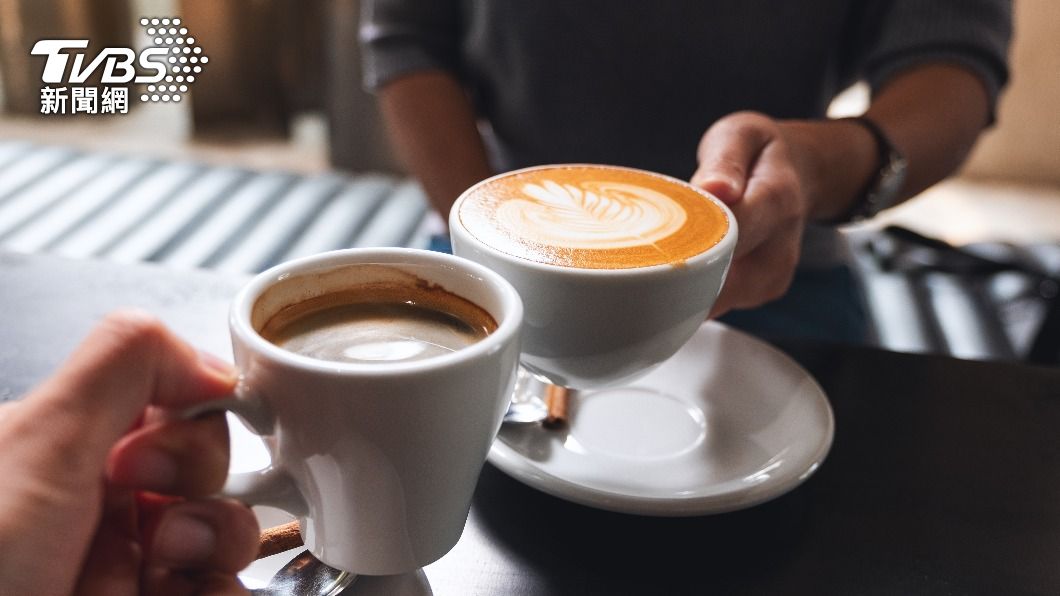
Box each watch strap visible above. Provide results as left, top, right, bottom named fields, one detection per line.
left=832, top=115, right=907, bottom=224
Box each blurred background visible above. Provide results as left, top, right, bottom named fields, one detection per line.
left=0, top=0, right=1058, bottom=363
left=0, top=0, right=392, bottom=173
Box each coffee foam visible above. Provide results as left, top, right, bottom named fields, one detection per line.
left=457, top=165, right=729, bottom=269
left=261, top=301, right=491, bottom=364
left=253, top=265, right=498, bottom=365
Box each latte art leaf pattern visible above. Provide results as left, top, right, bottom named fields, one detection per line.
left=497, top=180, right=688, bottom=249
left=457, top=164, right=729, bottom=268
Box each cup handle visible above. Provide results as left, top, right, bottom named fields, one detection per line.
left=182, top=389, right=307, bottom=516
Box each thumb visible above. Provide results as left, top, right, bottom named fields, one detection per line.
left=690, top=112, right=776, bottom=204
left=17, top=310, right=236, bottom=480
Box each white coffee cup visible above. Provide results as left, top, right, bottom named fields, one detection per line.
left=191, top=248, right=523, bottom=575
left=450, top=164, right=737, bottom=389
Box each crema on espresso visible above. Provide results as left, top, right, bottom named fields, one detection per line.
left=456, top=165, right=729, bottom=269
left=259, top=282, right=497, bottom=365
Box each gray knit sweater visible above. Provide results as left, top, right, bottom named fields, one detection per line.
left=360, top=0, right=1011, bottom=264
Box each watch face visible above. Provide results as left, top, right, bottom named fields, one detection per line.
left=873, top=152, right=908, bottom=214
left=832, top=116, right=908, bottom=222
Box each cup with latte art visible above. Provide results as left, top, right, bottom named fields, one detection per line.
left=451, top=164, right=737, bottom=389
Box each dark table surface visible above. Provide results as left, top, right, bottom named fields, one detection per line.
left=2, top=250, right=1059, bottom=595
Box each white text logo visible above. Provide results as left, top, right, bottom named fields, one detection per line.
left=33, top=17, right=208, bottom=115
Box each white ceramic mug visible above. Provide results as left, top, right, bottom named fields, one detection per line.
left=450, top=164, right=737, bottom=389
left=192, top=248, right=523, bottom=575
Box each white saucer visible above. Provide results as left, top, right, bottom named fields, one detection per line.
left=488, top=322, right=834, bottom=516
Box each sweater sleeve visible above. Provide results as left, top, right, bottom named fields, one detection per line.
left=863, top=0, right=1013, bottom=115
left=359, top=0, right=463, bottom=91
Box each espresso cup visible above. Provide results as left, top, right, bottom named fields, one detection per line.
left=191, top=248, right=523, bottom=575
left=450, top=164, right=736, bottom=389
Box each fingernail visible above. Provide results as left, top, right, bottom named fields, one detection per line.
left=198, top=350, right=237, bottom=383
left=701, top=176, right=740, bottom=199
left=120, top=447, right=178, bottom=490
left=153, top=513, right=216, bottom=565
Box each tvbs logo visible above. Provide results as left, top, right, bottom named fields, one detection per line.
left=32, top=40, right=168, bottom=85
left=32, top=17, right=206, bottom=114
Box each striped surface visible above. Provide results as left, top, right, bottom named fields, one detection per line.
left=0, top=140, right=1055, bottom=363
left=849, top=229, right=1058, bottom=362
left=0, top=140, right=441, bottom=275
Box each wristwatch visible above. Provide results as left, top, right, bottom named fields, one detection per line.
left=834, top=115, right=908, bottom=223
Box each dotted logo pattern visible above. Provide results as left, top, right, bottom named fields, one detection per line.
left=137, top=17, right=208, bottom=103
